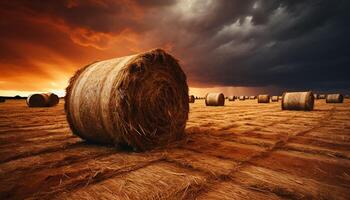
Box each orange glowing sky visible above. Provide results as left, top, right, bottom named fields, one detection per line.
left=1, top=1, right=349, bottom=97
left=0, top=1, right=152, bottom=97
left=0, top=0, right=258, bottom=97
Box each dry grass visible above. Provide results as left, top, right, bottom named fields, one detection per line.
left=0, top=99, right=350, bottom=199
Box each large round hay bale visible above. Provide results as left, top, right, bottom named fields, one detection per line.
left=238, top=96, right=245, bottom=101
left=319, top=94, right=326, bottom=99
left=189, top=95, right=195, bottom=103
left=228, top=95, right=235, bottom=101
left=205, top=93, right=225, bottom=106
left=258, top=94, right=270, bottom=103
left=65, top=49, right=189, bottom=151
left=249, top=96, right=256, bottom=100
left=282, top=91, right=314, bottom=111
left=271, top=96, right=279, bottom=102
left=326, top=94, right=344, bottom=103
left=27, top=94, right=49, bottom=107
left=0, top=97, right=5, bottom=103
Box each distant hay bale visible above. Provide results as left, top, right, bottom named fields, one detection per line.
left=0, top=97, right=5, bottom=103
left=278, top=96, right=282, bottom=100
left=319, top=94, right=326, bottom=99
left=46, top=93, right=59, bottom=107
left=245, top=96, right=249, bottom=99
left=27, top=94, right=48, bottom=107
left=205, top=93, right=225, bottom=106
left=326, top=94, right=344, bottom=103
left=228, top=95, right=235, bottom=101
left=238, top=96, right=245, bottom=101
left=282, top=91, right=314, bottom=111
left=65, top=49, right=189, bottom=151
left=249, top=96, right=256, bottom=100
left=26, top=93, right=59, bottom=107
left=258, top=94, right=270, bottom=103
left=271, top=96, right=279, bottom=102
left=189, top=95, right=195, bottom=103
left=313, top=94, right=319, bottom=99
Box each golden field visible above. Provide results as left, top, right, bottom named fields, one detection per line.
left=0, top=99, right=350, bottom=199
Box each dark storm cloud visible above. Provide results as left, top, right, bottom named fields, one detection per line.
left=231, top=0, right=350, bottom=90
left=156, top=0, right=350, bottom=91
left=0, top=0, right=349, bottom=93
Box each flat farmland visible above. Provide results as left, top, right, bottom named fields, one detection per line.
left=0, top=99, right=350, bottom=200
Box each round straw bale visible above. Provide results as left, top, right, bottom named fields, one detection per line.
left=249, top=96, right=256, bottom=100
left=258, top=94, right=270, bottom=103
left=65, top=49, right=189, bottom=151
left=326, top=94, right=344, bottom=103
left=238, top=96, right=245, bottom=100
left=27, top=94, right=49, bottom=107
left=271, top=96, right=279, bottom=102
left=313, top=94, right=319, bottom=99
left=27, top=93, right=59, bottom=107
left=282, top=91, right=314, bottom=111
left=228, top=95, right=235, bottom=101
left=189, top=95, right=195, bottom=103
left=319, top=94, right=326, bottom=99
left=205, top=93, right=225, bottom=106
left=278, top=96, right=282, bottom=100
left=0, top=97, right=5, bottom=103
left=47, top=93, right=59, bottom=107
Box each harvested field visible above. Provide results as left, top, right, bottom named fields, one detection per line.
left=1, top=99, right=350, bottom=199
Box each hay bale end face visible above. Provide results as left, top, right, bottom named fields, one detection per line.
left=189, top=95, right=195, bottom=103
left=27, top=94, right=47, bottom=107
left=47, top=93, right=59, bottom=107
left=258, top=94, right=270, bottom=103
left=65, top=49, right=189, bottom=151
left=271, top=96, right=279, bottom=102
left=326, top=94, right=344, bottom=103
left=27, top=93, right=59, bottom=107
left=205, top=93, right=225, bottom=106
left=282, top=91, right=314, bottom=111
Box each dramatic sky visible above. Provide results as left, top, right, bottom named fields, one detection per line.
left=0, top=0, right=349, bottom=97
